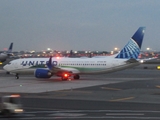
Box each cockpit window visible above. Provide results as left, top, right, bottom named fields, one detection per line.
left=8, top=62, right=11, bottom=65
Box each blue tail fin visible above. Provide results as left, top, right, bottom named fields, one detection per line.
left=7, top=43, right=13, bottom=53
left=115, top=27, right=145, bottom=59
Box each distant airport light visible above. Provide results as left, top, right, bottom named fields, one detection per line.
left=66, top=51, right=70, bottom=53
left=111, top=51, right=114, bottom=54
left=30, top=50, right=35, bottom=53
left=47, top=48, right=51, bottom=51
left=114, top=47, right=118, bottom=51
left=3, top=48, right=7, bottom=51
left=146, top=47, right=150, bottom=50
left=157, top=66, right=160, bottom=70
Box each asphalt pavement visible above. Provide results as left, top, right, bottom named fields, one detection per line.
left=0, top=64, right=160, bottom=119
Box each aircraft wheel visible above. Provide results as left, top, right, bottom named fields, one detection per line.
left=74, top=74, right=80, bottom=79
left=15, top=74, right=19, bottom=79
left=6, top=72, right=10, bottom=74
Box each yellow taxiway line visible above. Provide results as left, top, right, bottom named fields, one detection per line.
left=101, top=87, right=121, bottom=91
left=109, top=97, right=135, bottom=102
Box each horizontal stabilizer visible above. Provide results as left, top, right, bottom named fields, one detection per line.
left=126, top=58, right=138, bottom=63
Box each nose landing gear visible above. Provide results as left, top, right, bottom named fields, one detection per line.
left=15, top=74, right=19, bottom=79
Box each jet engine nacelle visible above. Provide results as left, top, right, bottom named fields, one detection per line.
left=34, top=69, right=52, bottom=78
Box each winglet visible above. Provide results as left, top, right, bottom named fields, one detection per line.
left=46, top=56, right=53, bottom=70
left=115, top=27, right=145, bottom=59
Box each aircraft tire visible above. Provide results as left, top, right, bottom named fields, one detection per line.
left=15, top=74, right=19, bottom=79
left=74, top=74, right=80, bottom=79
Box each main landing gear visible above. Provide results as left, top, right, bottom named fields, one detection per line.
left=74, top=74, right=80, bottom=79
left=61, top=74, right=80, bottom=81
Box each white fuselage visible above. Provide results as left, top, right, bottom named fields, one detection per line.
left=3, top=57, right=140, bottom=75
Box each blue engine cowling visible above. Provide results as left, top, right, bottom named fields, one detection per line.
left=34, top=69, right=52, bottom=78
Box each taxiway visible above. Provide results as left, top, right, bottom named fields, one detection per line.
left=0, top=64, right=160, bottom=119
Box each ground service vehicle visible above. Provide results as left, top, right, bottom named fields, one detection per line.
left=0, top=95, right=23, bottom=117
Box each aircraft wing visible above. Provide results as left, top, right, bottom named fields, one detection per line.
left=46, top=57, right=80, bottom=75
left=49, top=66, right=80, bottom=74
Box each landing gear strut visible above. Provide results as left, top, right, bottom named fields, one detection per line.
left=15, top=74, right=19, bottom=79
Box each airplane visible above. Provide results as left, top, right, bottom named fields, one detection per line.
left=0, top=43, right=13, bottom=64
left=3, top=27, right=145, bottom=80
